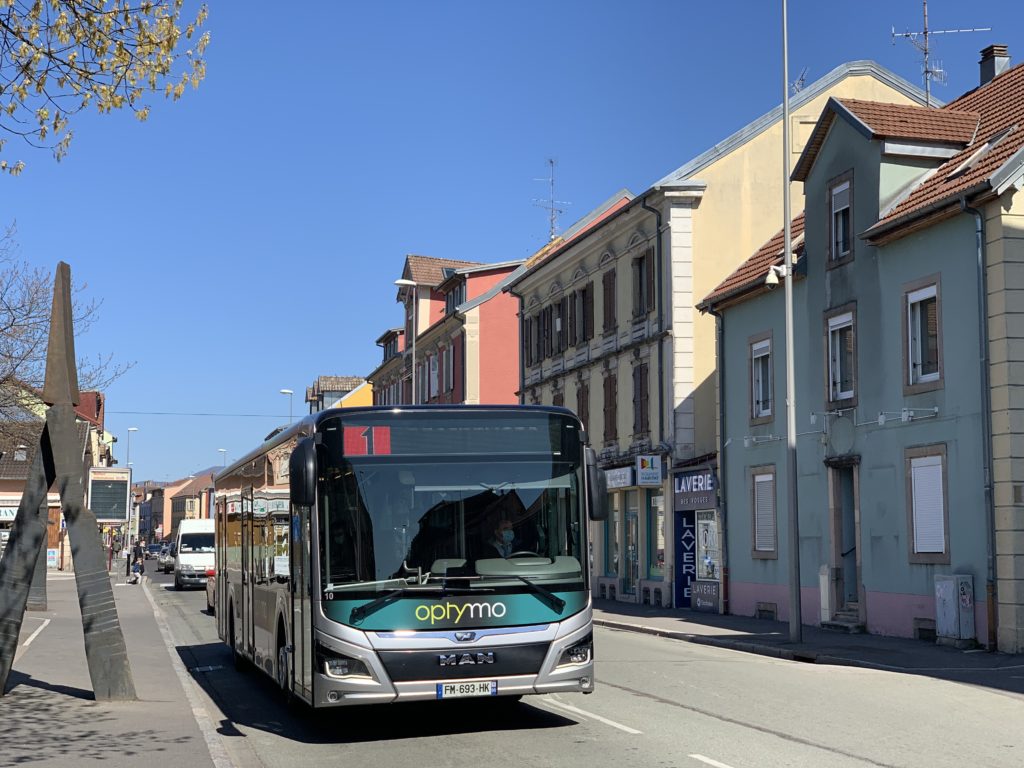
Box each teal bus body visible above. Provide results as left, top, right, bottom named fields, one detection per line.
left=214, top=405, right=599, bottom=708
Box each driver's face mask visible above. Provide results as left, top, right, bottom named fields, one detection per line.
left=501, top=530, right=514, bottom=544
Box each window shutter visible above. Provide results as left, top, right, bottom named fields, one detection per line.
left=604, top=375, right=617, bottom=442
left=754, top=474, right=776, bottom=551
left=640, top=363, right=650, bottom=432
left=568, top=291, right=577, bottom=347
left=523, top=317, right=532, bottom=367
left=584, top=282, right=594, bottom=341
left=912, top=455, right=945, bottom=553
left=632, top=366, right=641, bottom=434
left=560, top=296, right=568, bottom=351
left=604, top=271, right=616, bottom=332
left=645, top=247, right=655, bottom=312
left=578, top=382, right=589, bottom=434
left=632, top=258, right=643, bottom=318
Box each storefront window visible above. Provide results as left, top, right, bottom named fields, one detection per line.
left=696, top=509, right=720, bottom=580
left=647, top=490, right=665, bottom=578
left=623, top=490, right=639, bottom=594
left=604, top=493, right=620, bottom=577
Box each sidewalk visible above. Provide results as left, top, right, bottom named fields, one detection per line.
left=593, top=598, right=1024, bottom=696
left=2, top=568, right=219, bottom=768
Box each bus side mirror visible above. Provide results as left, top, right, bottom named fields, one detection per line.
left=289, top=437, right=316, bottom=508
left=585, top=447, right=608, bottom=521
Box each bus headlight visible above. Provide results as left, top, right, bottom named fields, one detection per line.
left=316, top=642, right=373, bottom=680
left=556, top=633, right=592, bottom=668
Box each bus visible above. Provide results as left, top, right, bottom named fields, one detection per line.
left=213, top=405, right=608, bottom=707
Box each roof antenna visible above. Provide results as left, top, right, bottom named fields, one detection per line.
left=892, top=0, right=990, bottom=107
left=791, top=66, right=808, bottom=94
left=533, top=158, right=571, bottom=242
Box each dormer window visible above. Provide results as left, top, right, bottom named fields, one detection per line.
left=828, top=172, right=854, bottom=266
left=14, top=445, right=27, bottom=461
left=445, top=282, right=466, bottom=314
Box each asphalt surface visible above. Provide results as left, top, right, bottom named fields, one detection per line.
left=7, top=565, right=1023, bottom=768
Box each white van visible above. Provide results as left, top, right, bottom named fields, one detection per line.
left=173, top=518, right=215, bottom=590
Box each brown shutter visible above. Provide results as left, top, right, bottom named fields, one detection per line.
left=632, top=258, right=643, bottom=318
left=577, top=382, right=589, bottom=434
left=568, top=291, right=577, bottom=347
left=603, top=270, right=616, bottom=332
left=603, top=374, right=617, bottom=442
left=523, top=317, right=532, bottom=367
left=584, top=282, right=594, bottom=341
left=641, top=363, right=650, bottom=432
left=559, top=296, right=568, bottom=352
left=544, top=306, right=553, bottom=358
left=632, top=365, right=641, bottom=434
left=645, top=247, right=655, bottom=313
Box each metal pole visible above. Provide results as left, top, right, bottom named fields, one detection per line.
left=782, top=0, right=802, bottom=643
left=411, top=291, right=417, bottom=404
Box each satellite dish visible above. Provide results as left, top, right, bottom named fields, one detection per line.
left=828, top=415, right=855, bottom=456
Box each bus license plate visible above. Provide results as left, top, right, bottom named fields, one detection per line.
left=436, top=681, right=497, bottom=699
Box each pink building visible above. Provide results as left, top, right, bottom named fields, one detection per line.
left=369, top=255, right=524, bottom=405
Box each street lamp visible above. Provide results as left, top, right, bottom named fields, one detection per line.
left=126, top=427, right=138, bottom=547
left=394, top=278, right=419, bottom=403
left=218, top=448, right=227, bottom=467
left=781, top=0, right=802, bottom=643
left=280, top=389, right=294, bottom=424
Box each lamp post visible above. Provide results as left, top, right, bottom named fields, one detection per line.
left=218, top=448, right=227, bottom=467
left=781, top=0, right=802, bottom=643
left=126, top=427, right=138, bottom=547
left=394, top=278, right=418, bottom=404
left=280, top=388, right=294, bottom=425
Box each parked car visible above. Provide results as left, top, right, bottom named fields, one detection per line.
left=145, top=544, right=161, bottom=560
left=158, top=544, right=174, bottom=573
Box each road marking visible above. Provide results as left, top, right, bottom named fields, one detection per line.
left=544, top=695, right=642, bottom=734
left=22, top=618, right=50, bottom=648
left=689, top=755, right=737, bottom=768
left=142, top=577, right=236, bottom=768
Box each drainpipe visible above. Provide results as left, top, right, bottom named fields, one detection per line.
left=706, top=305, right=729, bottom=614
left=961, top=196, right=997, bottom=649
left=640, top=196, right=665, bottom=443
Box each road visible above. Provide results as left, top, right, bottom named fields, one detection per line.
left=145, top=567, right=1024, bottom=768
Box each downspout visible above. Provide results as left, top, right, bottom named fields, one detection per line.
left=516, top=295, right=526, bottom=405
left=706, top=305, right=729, bottom=614
left=961, top=196, right=997, bottom=649
left=640, top=197, right=665, bottom=443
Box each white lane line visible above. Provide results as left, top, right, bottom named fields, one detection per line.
left=22, top=618, right=51, bottom=648
left=142, top=577, right=236, bottom=768
left=545, top=695, right=642, bottom=734
left=689, top=755, right=738, bottom=768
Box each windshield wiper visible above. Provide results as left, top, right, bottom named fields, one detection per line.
left=513, top=575, right=565, bottom=614
left=350, top=587, right=415, bottom=625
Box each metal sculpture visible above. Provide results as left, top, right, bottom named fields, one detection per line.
left=0, top=262, right=136, bottom=699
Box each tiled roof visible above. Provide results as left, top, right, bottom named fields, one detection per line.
left=313, top=376, right=363, bottom=392
left=172, top=469, right=217, bottom=498
left=867, top=61, right=1024, bottom=238
left=0, top=418, right=89, bottom=480
left=839, top=98, right=980, bottom=144
left=699, top=213, right=805, bottom=310
left=403, top=255, right=483, bottom=286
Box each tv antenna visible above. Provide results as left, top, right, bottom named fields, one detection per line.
left=791, top=66, right=808, bottom=94
left=892, top=0, right=990, bottom=106
left=533, top=158, right=571, bottom=242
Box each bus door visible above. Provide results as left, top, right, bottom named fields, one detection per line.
left=242, top=487, right=255, bottom=658
left=291, top=503, right=313, bottom=701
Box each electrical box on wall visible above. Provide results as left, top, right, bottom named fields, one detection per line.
left=934, top=574, right=975, bottom=648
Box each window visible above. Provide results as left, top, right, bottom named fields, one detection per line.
left=603, top=269, right=617, bottom=332
left=829, top=174, right=853, bottom=264
left=752, top=469, right=777, bottom=557
left=647, top=490, right=665, bottom=578
left=579, top=281, right=594, bottom=345
left=632, top=246, right=655, bottom=318
left=445, top=344, right=454, bottom=392
left=751, top=335, right=772, bottom=420
left=632, top=362, right=649, bottom=435
left=523, top=317, right=533, bottom=367
left=444, top=282, right=465, bottom=314
left=603, top=374, right=617, bottom=442
left=906, top=445, right=949, bottom=564
left=577, top=381, right=589, bottom=435
left=827, top=310, right=856, bottom=403
left=906, top=281, right=941, bottom=390
left=604, top=493, right=621, bottom=577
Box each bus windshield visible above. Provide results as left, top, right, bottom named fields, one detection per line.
left=316, top=411, right=586, bottom=593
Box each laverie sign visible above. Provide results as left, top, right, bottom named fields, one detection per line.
left=674, top=468, right=716, bottom=510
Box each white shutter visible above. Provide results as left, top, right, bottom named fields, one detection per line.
left=912, top=455, right=945, bottom=552
left=754, top=473, right=776, bottom=551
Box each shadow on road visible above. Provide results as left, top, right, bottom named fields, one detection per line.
left=175, top=641, right=578, bottom=746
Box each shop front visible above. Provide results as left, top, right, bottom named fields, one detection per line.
left=673, top=465, right=721, bottom=612
left=595, top=456, right=670, bottom=606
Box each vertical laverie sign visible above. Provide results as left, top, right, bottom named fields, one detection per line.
left=673, top=467, right=718, bottom=610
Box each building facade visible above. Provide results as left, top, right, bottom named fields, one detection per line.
left=509, top=61, right=930, bottom=609
left=702, top=47, right=1024, bottom=652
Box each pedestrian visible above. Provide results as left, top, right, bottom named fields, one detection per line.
left=124, top=541, right=132, bottom=577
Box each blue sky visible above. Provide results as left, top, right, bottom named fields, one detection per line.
left=4, top=1, right=1022, bottom=483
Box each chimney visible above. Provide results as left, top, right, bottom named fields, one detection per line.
left=979, top=44, right=1010, bottom=86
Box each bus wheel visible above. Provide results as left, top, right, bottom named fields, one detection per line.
left=276, top=630, right=294, bottom=707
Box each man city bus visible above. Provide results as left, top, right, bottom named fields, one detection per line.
left=213, top=405, right=608, bottom=707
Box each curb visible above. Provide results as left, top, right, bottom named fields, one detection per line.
left=594, top=617, right=837, bottom=666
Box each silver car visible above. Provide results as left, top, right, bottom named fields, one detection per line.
left=157, top=544, right=175, bottom=573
